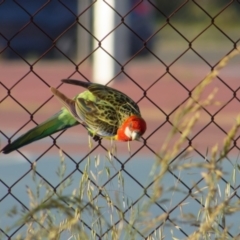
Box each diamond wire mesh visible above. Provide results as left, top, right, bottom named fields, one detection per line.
left=0, top=0, right=240, bottom=239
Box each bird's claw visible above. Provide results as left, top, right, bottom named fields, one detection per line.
left=88, top=131, right=101, bottom=142
left=93, top=135, right=101, bottom=142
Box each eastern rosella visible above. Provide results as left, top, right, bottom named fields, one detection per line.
left=2, top=79, right=146, bottom=154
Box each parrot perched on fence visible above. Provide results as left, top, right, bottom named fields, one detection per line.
left=1, top=79, right=147, bottom=154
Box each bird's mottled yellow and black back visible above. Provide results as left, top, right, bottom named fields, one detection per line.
left=88, top=84, right=140, bottom=112
left=87, top=83, right=141, bottom=118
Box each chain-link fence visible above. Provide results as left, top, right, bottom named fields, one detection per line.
left=1, top=1, right=240, bottom=239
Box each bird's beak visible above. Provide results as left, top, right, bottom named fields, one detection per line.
left=131, top=131, right=141, bottom=140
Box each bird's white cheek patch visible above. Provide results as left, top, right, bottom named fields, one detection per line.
left=124, top=126, right=132, bottom=139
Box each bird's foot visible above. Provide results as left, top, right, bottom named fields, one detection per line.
left=93, top=135, right=101, bottom=142
left=88, top=132, right=102, bottom=142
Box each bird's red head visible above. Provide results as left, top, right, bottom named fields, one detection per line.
left=117, top=115, right=147, bottom=141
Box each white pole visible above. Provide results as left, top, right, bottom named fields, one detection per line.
left=77, top=0, right=91, bottom=62
left=93, top=0, right=115, bottom=84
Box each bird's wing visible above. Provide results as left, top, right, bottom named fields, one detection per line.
left=51, top=87, right=119, bottom=137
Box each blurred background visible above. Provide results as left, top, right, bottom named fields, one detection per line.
left=0, top=0, right=239, bottom=60
left=0, top=0, right=240, bottom=239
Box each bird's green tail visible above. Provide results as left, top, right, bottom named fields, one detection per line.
left=1, top=109, right=79, bottom=154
